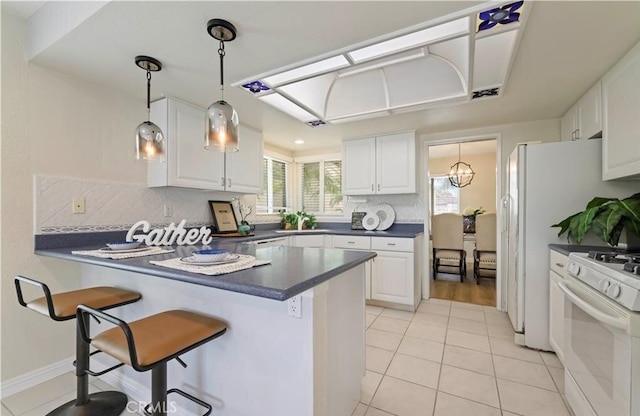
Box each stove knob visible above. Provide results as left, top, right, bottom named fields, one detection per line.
left=570, top=263, right=581, bottom=276
left=607, top=283, right=622, bottom=299
left=599, top=280, right=611, bottom=292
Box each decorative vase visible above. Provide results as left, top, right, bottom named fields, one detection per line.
left=463, top=215, right=476, bottom=233
left=238, top=223, right=251, bottom=236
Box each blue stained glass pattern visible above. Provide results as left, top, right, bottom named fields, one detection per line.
left=478, top=1, right=523, bottom=32
left=306, top=120, right=327, bottom=127
left=472, top=88, right=500, bottom=99
left=242, top=80, right=270, bottom=94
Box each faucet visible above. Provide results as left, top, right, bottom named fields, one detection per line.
left=297, top=215, right=309, bottom=231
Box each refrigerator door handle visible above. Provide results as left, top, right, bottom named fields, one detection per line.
left=501, top=195, right=510, bottom=233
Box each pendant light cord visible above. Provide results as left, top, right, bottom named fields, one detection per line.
left=218, top=40, right=226, bottom=100
left=146, top=69, right=151, bottom=122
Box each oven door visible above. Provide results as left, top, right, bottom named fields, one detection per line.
left=559, top=278, right=631, bottom=416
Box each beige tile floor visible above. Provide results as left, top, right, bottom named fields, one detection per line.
left=356, top=299, right=571, bottom=416
left=1, top=298, right=570, bottom=416
left=1, top=375, right=143, bottom=416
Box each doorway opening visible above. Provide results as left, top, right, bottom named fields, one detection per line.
left=426, top=138, right=498, bottom=307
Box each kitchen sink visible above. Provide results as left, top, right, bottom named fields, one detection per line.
left=274, top=229, right=331, bottom=233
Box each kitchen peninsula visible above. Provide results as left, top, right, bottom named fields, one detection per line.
left=35, top=234, right=375, bottom=416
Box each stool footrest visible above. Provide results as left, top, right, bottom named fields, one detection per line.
left=72, top=350, right=125, bottom=377
left=143, top=388, right=212, bottom=416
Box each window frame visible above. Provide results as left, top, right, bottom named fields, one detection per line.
left=294, top=153, right=343, bottom=216
left=430, top=174, right=460, bottom=215
left=256, top=151, right=293, bottom=215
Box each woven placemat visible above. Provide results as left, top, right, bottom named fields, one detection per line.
left=71, top=247, right=175, bottom=260
left=150, top=254, right=270, bottom=276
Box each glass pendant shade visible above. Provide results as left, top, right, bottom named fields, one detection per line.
left=135, top=121, right=165, bottom=161
left=205, top=100, right=239, bottom=152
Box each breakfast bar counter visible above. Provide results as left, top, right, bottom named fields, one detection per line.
left=35, top=234, right=373, bottom=416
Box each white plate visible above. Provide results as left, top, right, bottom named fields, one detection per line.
left=362, top=213, right=380, bottom=231
left=374, top=203, right=395, bottom=231
left=180, top=254, right=241, bottom=266
left=98, top=246, right=151, bottom=254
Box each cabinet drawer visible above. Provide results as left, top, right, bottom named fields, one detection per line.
left=550, top=250, right=569, bottom=276
left=332, top=235, right=371, bottom=250
left=371, top=237, right=413, bottom=252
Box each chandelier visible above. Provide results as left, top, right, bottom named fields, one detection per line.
left=448, top=143, right=475, bottom=188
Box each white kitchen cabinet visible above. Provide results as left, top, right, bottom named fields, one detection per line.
left=332, top=236, right=372, bottom=300
left=602, top=41, right=640, bottom=180
left=148, top=97, right=263, bottom=192
left=291, top=234, right=328, bottom=248
left=370, top=236, right=421, bottom=310
left=560, top=82, right=602, bottom=142
left=549, top=250, right=568, bottom=364
left=343, top=131, right=416, bottom=195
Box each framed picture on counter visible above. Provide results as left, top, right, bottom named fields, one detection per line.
left=208, top=200, right=238, bottom=233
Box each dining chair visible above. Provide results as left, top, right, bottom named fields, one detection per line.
left=474, top=213, right=497, bottom=284
left=431, top=213, right=466, bottom=282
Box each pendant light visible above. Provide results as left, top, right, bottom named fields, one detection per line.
left=205, top=18, right=239, bottom=153
left=134, top=56, right=165, bottom=161
left=448, top=143, right=475, bottom=188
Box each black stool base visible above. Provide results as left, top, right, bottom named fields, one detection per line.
left=46, top=391, right=128, bottom=416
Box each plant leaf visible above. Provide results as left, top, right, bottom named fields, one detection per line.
left=568, top=207, right=599, bottom=244
left=551, top=213, right=581, bottom=237
left=592, top=204, right=623, bottom=244
left=585, top=197, right=618, bottom=210
left=617, top=199, right=640, bottom=235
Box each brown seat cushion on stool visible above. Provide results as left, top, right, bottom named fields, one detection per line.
left=92, top=310, right=227, bottom=368
left=28, top=287, right=141, bottom=319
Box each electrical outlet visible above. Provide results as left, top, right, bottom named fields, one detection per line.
left=287, top=295, right=302, bottom=318
left=72, top=197, right=85, bottom=214
left=163, top=203, right=173, bottom=217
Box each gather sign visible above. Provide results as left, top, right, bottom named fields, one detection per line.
left=126, top=220, right=213, bottom=246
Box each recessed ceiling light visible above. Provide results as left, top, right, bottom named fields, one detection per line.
left=263, top=55, right=349, bottom=87
left=294, top=139, right=305, bottom=145
left=259, top=93, right=317, bottom=122
left=347, top=17, right=469, bottom=63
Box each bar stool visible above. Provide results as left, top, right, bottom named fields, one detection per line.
left=77, top=306, right=227, bottom=416
left=14, top=276, right=142, bottom=416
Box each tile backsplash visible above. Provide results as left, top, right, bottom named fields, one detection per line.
left=34, top=175, right=235, bottom=234
left=34, top=175, right=425, bottom=234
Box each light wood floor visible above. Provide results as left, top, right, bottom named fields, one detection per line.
left=431, top=269, right=496, bottom=307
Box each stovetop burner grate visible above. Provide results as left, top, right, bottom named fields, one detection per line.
left=587, top=251, right=629, bottom=263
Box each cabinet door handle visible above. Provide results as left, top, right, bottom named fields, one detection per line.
left=371, top=184, right=374, bottom=191
left=347, top=241, right=355, bottom=244
left=228, top=178, right=232, bottom=188
left=377, top=184, right=381, bottom=192
left=571, top=131, right=576, bottom=141
left=555, top=262, right=565, bottom=268
left=387, top=243, right=396, bottom=246
left=221, top=177, right=225, bottom=185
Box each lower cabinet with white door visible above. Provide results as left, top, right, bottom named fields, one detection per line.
left=332, top=234, right=422, bottom=311
left=549, top=249, right=568, bottom=364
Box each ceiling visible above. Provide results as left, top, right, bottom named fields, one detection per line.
left=1, top=1, right=45, bottom=19
left=9, top=1, right=640, bottom=151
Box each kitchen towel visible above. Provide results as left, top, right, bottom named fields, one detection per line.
left=150, top=254, right=271, bottom=276
left=71, top=247, right=175, bottom=260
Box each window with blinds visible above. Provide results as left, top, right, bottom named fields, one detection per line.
left=298, top=160, right=343, bottom=214
left=256, top=157, right=290, bottom=214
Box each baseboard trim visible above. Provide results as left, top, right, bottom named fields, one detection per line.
left=0, top=356, right=74, bottom=399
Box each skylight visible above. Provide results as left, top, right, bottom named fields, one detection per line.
left=235, top=1, right=527, bottom=127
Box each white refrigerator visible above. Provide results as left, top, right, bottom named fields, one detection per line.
left=502, top=139, right=638, bottom=351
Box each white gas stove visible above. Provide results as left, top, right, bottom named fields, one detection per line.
left=567, top=251, right=640, bottom=311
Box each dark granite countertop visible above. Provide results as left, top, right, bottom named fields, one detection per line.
left=548, top=244, right=623, bottom=256
left=35, top=238, right=376, bottom=301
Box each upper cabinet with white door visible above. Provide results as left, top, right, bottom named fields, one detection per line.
left=560, top=82, right=602, bottom=142
left=602, top=41, right=640, bottom=180
left=148, top=97, right=263, bottom=192
left=343, top=131, right=416, bottom=195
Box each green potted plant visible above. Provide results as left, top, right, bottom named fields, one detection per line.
left=552, top=193, right=640, bottom=250
left=280, top=212, right=299, bottom=230
left=296, top=211, right=318, bottom=229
